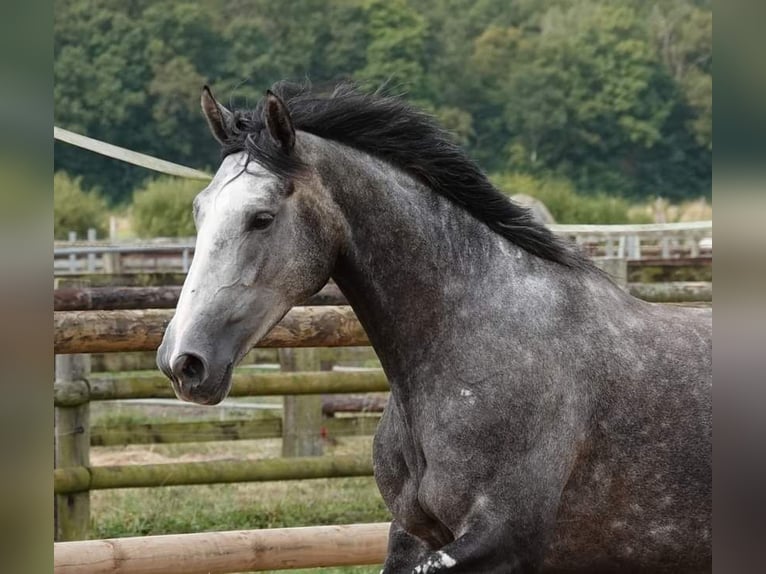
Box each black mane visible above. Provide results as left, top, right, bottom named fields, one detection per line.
left=222, top=82, right=591, bottom=269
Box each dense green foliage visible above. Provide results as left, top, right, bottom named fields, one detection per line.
left=53, top=171, right=108, bottom=239
left=55, top=0, right=711, bottom=206
left=131, top=177, right=199, bottom=238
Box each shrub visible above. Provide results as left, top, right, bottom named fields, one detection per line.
left=628, top=197, right=711, bottom=223
left=131, top=177, right=202, bottom=238
left=491, top=172, right=642, bottom=224
left=54, top=172, right=108, bottom=239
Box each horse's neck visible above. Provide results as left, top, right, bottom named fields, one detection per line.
left=323, top=144, right=548, bottom=377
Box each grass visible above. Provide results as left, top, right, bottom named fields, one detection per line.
left=91, top=476, right=389, bottom=537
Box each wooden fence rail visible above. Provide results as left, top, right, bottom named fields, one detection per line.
left=54, top=306, right=368, bottom=354
left=54, top=281, right=710, bottom=311
left=627, top=281, right=712, bottom=302
left=90, top=415, right=382, bottom=446
left=55, top=369, right=389, bottom=405
left=54, top=283, right=346, bottom=311
left=54, top=522, right=391, bottom=574
left=53, top=283, right=712, bottom=355
left=54, top=454, right=374, bottom=494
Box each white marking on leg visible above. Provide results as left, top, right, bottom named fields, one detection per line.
left=416, top=551, right=458, bottom=572
left=437, top=551, right=457, bottom=567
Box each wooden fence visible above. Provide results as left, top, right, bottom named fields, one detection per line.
left=53, top=282, right=712, bottom=356
left=54, top=361, right=387, bottom=538
left=53, top=261, right=395, bottom=548
left=54, top=220, right=712, bottom=275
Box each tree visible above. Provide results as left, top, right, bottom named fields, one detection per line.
left=471, top=1, right=709, bottom=199
left=54, top=0, right=711, bottom=206
left=54, top=1, right=222, bottom=203
left=53, top=172, right=108, bottom=239
left=355, top=0, right=428, bottom=98
left=54, top=0, right=155, bottom=202
left=648, top=2, right=712, bottom=149
left=131, top=177, right=201, bottom=238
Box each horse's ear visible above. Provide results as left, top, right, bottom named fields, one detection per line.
left=263, top=90, right=295, bottom=152
left=201, top=85, right=234, bottom=144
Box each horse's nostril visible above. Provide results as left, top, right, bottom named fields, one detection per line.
left=171, top=353, right=207, bottom=387
left=182, top=358, right=201, bottom=379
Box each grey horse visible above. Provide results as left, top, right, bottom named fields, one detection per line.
left=156, top=83, right=711, bottom=573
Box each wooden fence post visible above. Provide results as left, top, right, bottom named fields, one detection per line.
left=86, top=228, right=97, bottom=272
left=55, top=276, right=92, bottom=541
left=67, top=231, right=77, bottom=273
left=54, top=352, right=91, bottom=541
left=104, top=220, right=122, bottom=274
left=280, top=348, right=324, bottom=457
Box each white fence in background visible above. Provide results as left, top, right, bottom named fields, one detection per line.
left=54, top=220, right=712, bottom=275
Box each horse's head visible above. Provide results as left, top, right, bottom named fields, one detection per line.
left=156, top=87, right=343, bottom=404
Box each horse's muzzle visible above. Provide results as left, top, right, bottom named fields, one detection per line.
left=157, top=337, right=234, bottom=405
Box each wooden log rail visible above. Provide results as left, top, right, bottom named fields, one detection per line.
left=54, top=283, right=347, bottom=311
left=54, top=281, right=711, bottom=314
left=627, top=281, right=712, bottom=302
left=54, top=454, right=374, bottom=494
left=90, top=415, right=382, bottom=446
left=54, top=522, right=391, bottom=574
left=54, top=306, right=368, bottom=354
left=54, top=369, right=389, bottom=405
left=54, top=284, right=711, bottom=355
left=323, top=394, right=389, bottom=416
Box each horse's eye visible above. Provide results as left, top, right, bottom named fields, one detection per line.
left=247, top=212, right=275, bottom=231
